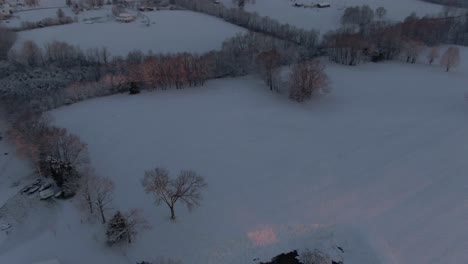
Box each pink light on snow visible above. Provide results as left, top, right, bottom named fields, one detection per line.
left=247, top=227, right=278, bottom=247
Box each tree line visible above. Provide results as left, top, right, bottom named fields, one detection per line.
left=323, top=5, right=467, bottom=68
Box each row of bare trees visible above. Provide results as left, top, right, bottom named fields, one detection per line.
left=174, top=0, right=319, bottom=53
left=325, top=10, right=465, bottom=71
left=8, top=40, right=111, bottom=68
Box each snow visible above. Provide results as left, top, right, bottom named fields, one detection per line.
left=1, top=47, right=467, bottom=264
left=32, top=259, right=61, bottom=264
left=3, top=7, right=74, bottom=28
left=14, top=10, right=246, bottom=56
left=220, top=0, right=448, bottom=33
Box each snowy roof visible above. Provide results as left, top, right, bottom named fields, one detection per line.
left=118, top=13, right=134, bottom=18
left=32, top=259, right=61, bottom=264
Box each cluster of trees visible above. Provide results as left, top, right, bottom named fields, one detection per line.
left=1, top=29, right=312, bottom=112
left=174, top=0, right=319, bottom=53
left=325, top=7, right=466, bottom=70
left=77, top=167, right=149, bottom=245
left=8, top=40, right=110, bottom=68
left=8, top=111, right=88, bottom=197
left=17, top=13, right=75, bottom=31
left=142, top=167, right=207, bottom=221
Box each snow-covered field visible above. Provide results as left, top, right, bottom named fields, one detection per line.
left=14, top=10, right=246, bottom=56
left=221, top=0, right=447, bottom=33
left=2, top=7, right=73, bottom=28
left=1, top=47, right=467, bottom=264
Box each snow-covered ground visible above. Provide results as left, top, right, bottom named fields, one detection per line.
left=221, top=0, right=447, bottom=33
left=13, top=10, right=246, bottom=56
left=1, top=47, right=467, bottom=264
left=2, top=7, right=74, bottom=28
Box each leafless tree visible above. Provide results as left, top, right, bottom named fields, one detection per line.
left=256, top=49, right=281, bottom=91
left=289, top=60, right=329, bottom=102
left=142, top=167, right=207, bottom=221
left=78, top=167, right=97, bottom=216
left=427, top=46, right=440, bottom=64
left=20, top=40, right=43, bottom=67
left=440, top=46, right=460, bottom=71
left=0, top=26, right=16, bottom=60
left=94, top=176, right=114, bottom=224
left=44, top=127, right=88, bottom=167
left=24, top=0, right=40, bottom=6
left=376, top=7, right=387, bottom=20
left=57, top=8, right=65, bottom=19
left=402, top=40, right=425, bottom=63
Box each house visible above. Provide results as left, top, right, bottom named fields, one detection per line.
left=317, top=2, right=331, bottom=8
left=116, top=12, right=135, bottom=23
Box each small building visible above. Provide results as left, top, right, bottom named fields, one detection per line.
left=317, top=2, right=331, bottom=8
left=116, top=12, right=135, bottom=23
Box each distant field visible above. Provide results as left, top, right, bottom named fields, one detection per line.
left=14, top=10, right=246, bottom=56
left=220, top=0, right=445, bottom=33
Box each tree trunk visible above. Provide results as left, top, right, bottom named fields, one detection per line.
left=99, top=207, right=106, bottom=224
left=170, top=206, right=176, bottom=221
left=88, top=199, right=93, bottom=215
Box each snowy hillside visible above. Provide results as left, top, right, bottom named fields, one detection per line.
left=1, top=47, right=467, bottom=264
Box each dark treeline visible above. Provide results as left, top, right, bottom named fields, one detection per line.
left=0, top=30, right=305, bottom=113
left=422, top=0, right=468, bottom=8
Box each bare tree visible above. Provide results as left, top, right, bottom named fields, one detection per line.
left=289, top=60, right=329, bottom=102
left=376, top=7, right=387, bottom=20
left=24, top=0, right=40, bottom=6
left=78, top=167, right=97, bottom=216
left=440, top=46, right=460, bottom=71
left=403, top=40, right=425, bottom=63
left=142, top=168, right=207, bottom=221
left=256, top=49, right=281, bottom=91
left=0, top=26, right=16, bottom=60
left=20, top=40, right=43, bottom=67
left=94, top=176, right=114, bottom=224
left=427, top=46, right=440, bottom=64
left=57, top=8, right=65, bottom=19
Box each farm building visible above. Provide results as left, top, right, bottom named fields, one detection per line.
left=116, top=12, right=135, bottom=23
left=317, top=2, right=331, bottom=8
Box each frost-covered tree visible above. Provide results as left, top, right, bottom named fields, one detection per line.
left=106, top=209, right=148, bottom=245
left=142, top=168, right=207, bottom=221
left=289, top=60, right=329, bottom=102
left=256, top=49, right=281, bottom=91
left=427, top=47, right=440, bottom=64
left=440, top=46, right=460, bottom=71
